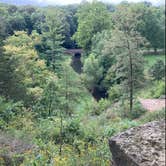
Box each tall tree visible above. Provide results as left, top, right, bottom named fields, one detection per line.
left=73, top=1, right=112, bottom=51
left=59, top=63, right=84, bottom=155
left=0, top=31, right=55, bottom=105
left=125, top=3, right=165, bottom=52
left=37, top=63, right=84, bottom=155
left=110, top=4, right=146, bottom=112
left=41, top=8, right=66, bottom=72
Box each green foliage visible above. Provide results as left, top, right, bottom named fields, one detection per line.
left=128, top=101, right=147, bottom=119
left=35, top=78, right=60, bottom=117
left=110, top=4, right=147, bottom=112
left=144, top=54, right=165, bottom=73
left=119, top=100, right=147, bottom=119
left=35, top=118, right=62, bottom=143
left=139, top=80, right=165, bottom=98
left=104, top=119, right=139, bottom=137
left=110, top=100, right=146, bottom=120
left=0, top=97, right=24, bottom=128
left=81, top=30, right=114, bottom=99
left=91, top=30, right=112, bottom=55
left=63, top=118, right=83, bottom=144
left=91, top=98, right=110, bottom=116
left=135, top=4, right=165, bottom=50
left=108, top=84, right=122, bottom=102
left=82, top=54, right=103, bottom=92
left=73, top=1, right=112, bottom=50
left=58, top=64, right=84, bottom=116
left=139, top=109, right=165, bottom=123
left=115, top=3, right=165, bottom=50
left=149, top=80, right=165, bottom=98
left=0, top=2, right=165, bottom=166
left=0, top=31, right=55, bottom=105
left=41, top=8, right=66, bottom=72
left=149, top=60, right=165, bottom=80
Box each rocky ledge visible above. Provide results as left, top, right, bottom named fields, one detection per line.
left=109, top=120, right=165, bottom=166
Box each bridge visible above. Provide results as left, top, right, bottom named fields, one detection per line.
left=64, top=49, right=83, bottom=56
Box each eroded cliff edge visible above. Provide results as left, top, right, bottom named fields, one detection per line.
left=109, top=120, right=165, bottom=166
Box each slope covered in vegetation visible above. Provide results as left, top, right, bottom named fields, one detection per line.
left=0, top=1, right=165, bottom=165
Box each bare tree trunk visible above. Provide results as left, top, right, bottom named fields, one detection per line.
left=48, top=91, right=52, bottom=116
left=127, top=38, right=133, bottom=113
left=129, top=53, right=133, bottom=113
left=59, top=66, right=68, bottom=156
left=59, top=109, right=63, bottom=156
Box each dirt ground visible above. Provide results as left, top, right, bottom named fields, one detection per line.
left=139, top=99, right=165, bottom=112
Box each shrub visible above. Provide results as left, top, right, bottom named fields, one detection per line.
left=108, top=85, right=122, bottom=102
left=0, top=96, right=24, bottom=124
left=63, top=119, right=84, bottom=144
left=149, top=60, right=165, bottom=80
left=150, top=80, right=165, bottom=98
left=119, top=100, right=146, bottom=119
left=104, top=119, right=139, bottom=137
left=36, top=118, right=62, bottom=143
left=138, top=80, right=165, bottom=99
left=91, top=98, right=110, bottom=115
left=129, top=101, right=147, bottom=119
left=139, top=109, right=165, bottom=123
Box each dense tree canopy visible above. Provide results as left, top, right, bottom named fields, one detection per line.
left=73, top=1, right=112, bottom=50
left=0, top=31, right=56, bottom=105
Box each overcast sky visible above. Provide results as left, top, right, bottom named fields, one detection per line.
left=37, top=0, right=165, bottom=5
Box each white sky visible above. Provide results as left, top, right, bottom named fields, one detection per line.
left=37, top=0, right=165, bottom=5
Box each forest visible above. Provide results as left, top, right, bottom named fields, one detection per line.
left=0, top=0, right=165, bottom=165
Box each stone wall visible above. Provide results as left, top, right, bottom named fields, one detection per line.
left=109, top=120, right=165, bottom=166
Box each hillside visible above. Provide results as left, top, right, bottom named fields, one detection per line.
left=0, top=1, right=165, bottom=165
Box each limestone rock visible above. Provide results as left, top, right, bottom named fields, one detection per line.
left=109, top=120, right=165, bottom=166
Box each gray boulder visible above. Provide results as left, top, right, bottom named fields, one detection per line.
left=109, top=120, right=165, bottom=166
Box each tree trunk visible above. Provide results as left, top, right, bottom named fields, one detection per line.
left=127, top=39, right=133, bottom=113
left=129, top=54, right=133, bottom=113
left=59, top=110, right=63, bottom=156
left=48, top=93, right=52, bottom=116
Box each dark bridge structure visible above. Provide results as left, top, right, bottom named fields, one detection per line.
left=64, top=49, right=83, bottom=74
left=64, top=49, right=83, bottom=55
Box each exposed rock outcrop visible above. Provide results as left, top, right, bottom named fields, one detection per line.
left=109, top=120, right=165, bottom=166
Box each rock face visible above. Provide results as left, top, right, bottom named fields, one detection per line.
left=109, top=120, right=165, bottom=166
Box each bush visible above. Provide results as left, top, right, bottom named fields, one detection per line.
left=139, top=109, right=165, bottom=123
left=0, top=96, right=24, bottom=124
left=129, top=101, right=147, bottom=119
left=104, top=119, right=139, bottom=137
left=91, top=98, right=110, bottom=115
left=149, top=60, right=165, bottom=80
left=108, top=85, right=122, bottom=102
left=119, top=100, right=146, bottom=119
left=36, top=117, right=62, bottom=143
left=138, top=80, right=165, bottom=99
left=150, top=80, right=165, bottom=98
left=63, top=119, right=84, bottom=144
